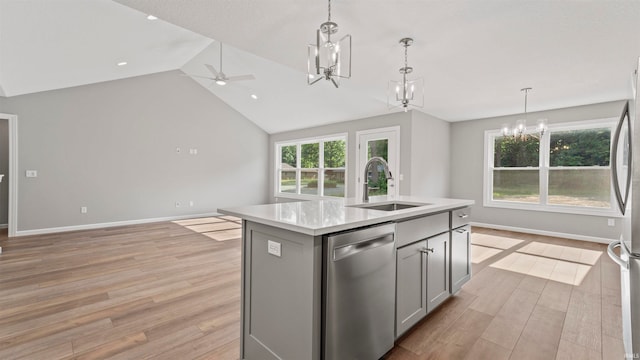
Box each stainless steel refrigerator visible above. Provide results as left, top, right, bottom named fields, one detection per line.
left=608, top=57, right=640, bottom=359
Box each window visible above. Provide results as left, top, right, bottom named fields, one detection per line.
left=485, top=119, right=616, bottom=215
left=276, top=135, right=347, bottom=198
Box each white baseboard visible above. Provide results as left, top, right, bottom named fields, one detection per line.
left=470, top=221, right=616, bottom=245
left=15, top=212, right=223, bottom=237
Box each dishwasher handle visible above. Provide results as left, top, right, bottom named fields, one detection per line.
left=333, top=233, right=394, bottom=261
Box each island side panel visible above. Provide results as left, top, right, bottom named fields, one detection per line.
left=242, top=220, right=322, bottom=360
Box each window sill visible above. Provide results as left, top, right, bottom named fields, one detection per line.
left=275, top=193, right=345, bottom=202
left=483, top=200, right=622, bottom=218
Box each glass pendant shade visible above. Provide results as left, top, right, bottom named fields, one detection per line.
left=536, top=118, right=548, bottom=135
left=501, top=124, right=512, bottom=137
left=388, top=37, right=424, bottom=111
left=388, top=77, right=424, bottom=112
left=307, top=0, right=351, bottom=88
left=515, top=119, right=527, bottom=136
left=307, top=28, right=351, bottom=87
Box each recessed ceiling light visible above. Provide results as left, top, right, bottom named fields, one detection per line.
left=147, top=14, right=158, bottom=20
left=117, top=61, right=128, bottom=66
left=251, top=94, right=258, bottom=100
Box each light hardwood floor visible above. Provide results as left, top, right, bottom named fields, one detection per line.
left=387, top=227, right=625, bottom=360
left=0, top=220, right=625, bottom=359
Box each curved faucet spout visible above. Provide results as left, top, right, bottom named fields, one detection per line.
left=363, top=157, right=393, bottom=202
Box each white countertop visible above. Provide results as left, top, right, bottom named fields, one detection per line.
left=218, top=196, right=474, bottom=236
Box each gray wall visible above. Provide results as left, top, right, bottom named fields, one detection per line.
left=0, top=70, right=269, bottom=232
left=269, top=110, right=451, bottom=203
left=450, top=100, right=626, bottom=241
left=410, top=111, right=451, bottom=197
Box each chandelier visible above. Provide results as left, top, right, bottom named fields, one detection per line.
left=502, top=87, right=548, bottom=139
left=307, top=0, right=351, bottom=88
left=388, top=38, right=424, bottom=112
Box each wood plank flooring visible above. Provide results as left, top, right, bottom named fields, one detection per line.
left=387, top=227, right=625, bottom=360
left=0, top=221, right=625, bottom=359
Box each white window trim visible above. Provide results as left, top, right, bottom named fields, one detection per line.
left=355, top=126, right=401, bottom=199
left=483, top=118, right=620, bottom=217
left=275, top=133, right=348, bottom=200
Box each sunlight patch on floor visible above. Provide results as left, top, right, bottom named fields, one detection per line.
left=471, top=234, right=524, bottom=250
left=490, top=252, right=593, bottom=285
left=173, top=216, right=242, bottom=241
left=517, top=242, right=602, bottom=265
left=471, top=245, right=502, bottom=264
left=469, top=233, right=525, bottom=264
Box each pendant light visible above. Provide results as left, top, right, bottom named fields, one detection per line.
left=502, top=87, right=548, bottom=139
left=388, top=38, right=424, bottom=112
left=307, top=0, right=351, bottom=88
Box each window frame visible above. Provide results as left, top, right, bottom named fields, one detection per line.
left=484, top=118, right=619, bottom=217
left=275, top=133, right=348, bottom=200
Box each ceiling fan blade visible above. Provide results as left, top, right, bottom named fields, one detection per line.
left=186, top=74, right=216, bottom=80
left=204, top=64, right=220, bottom=77
left=226, top=74, right=256, bottom=82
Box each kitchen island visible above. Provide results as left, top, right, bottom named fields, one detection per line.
left=219, top=196, right=474, bottom=360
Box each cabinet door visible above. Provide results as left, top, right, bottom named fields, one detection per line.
left=451, top=225, right=471, bottom=294
left=396, top=240, right=427, bottom=338
left=426, top=233, right=450, bottom=313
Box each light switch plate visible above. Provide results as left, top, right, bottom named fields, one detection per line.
left=267, top=240, right=281, bottom=257
left=608, top=218, right=615, bottom=227
left=26, top=170, right=38, bottom=178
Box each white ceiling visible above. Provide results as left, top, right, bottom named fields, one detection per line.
left=2, top=1, right=640, bottom=134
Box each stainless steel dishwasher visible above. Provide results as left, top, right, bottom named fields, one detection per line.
left=323, top=222, right=396, bottom=360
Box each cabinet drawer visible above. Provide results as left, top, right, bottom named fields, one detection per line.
left=396, top=212, right=449, bottom=248
left=452, top=207, right=471, bottom=229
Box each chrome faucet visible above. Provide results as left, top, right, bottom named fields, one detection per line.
left=363, top=156, right=393, bottom=202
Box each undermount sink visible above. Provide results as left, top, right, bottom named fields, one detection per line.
left=349, top=202, right=431, bottom=211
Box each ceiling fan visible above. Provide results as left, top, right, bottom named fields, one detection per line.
left=186, top=42, right=255, bottom=86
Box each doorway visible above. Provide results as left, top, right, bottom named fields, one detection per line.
left=356, top=126, right=400, bottom=200
left=0, top=113, right=17, bottom=237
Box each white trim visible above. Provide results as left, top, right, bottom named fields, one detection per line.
left=14, top=212, right=222, bottom=237
left=355, top=126, right=401, bottom=200
left=0, top=113, right=18, bottom=237
left=275, top=132, right=347, bottom=146
left=354, top=125, right=401, bottom=137
left=482, top=199, right=621, bottom=217
left=470, top=221, right=615, bottom=245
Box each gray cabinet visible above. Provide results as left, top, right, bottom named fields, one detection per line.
left=396, top=240, right=427, bottom=337
left=451, top=207, right=471, bottom=229
left=426, top=232, right=450, bottom=313
left=450, top=225, right=471, bottom=294
left=395, top=231, right=450, bottom=338
left=241, top=221, right=323, bottom=360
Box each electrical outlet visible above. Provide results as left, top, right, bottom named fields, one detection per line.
left=81, top=206, right=87, bottom=214
left=175, top=201, right=181, bottom=208
left=267, top=240, right=281, bottom=257
left=176, top=147, right=181, bottom=153
left=26, top=170, right=38, bottom=178
left=608, top=218, right=615, bottom=227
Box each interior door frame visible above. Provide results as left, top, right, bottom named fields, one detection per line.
left=0, top=113, right=18, bottom=237
left=355, top=126, right=400, bottom=200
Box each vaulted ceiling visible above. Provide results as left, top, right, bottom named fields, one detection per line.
left=2, top=0, right=639, bottom=134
